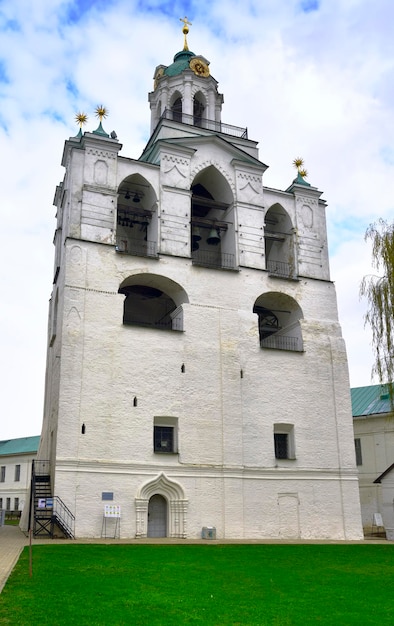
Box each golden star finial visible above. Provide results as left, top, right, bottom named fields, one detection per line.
left=293, top=157, right=308, bottom=178
left=75, top=112, right=88, bottom=128
left=180, top=16, right=192, bottom=50
left=95, top=105, right=108, bottom=121
left=293, top=157, right=304, bottom=170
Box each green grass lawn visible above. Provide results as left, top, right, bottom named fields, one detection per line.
left=0, top=544, right=393, bottom=625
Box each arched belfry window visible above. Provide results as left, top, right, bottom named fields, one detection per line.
left=116, top=174, right=158, bottom=258
left=253, top=292, right=303, bottom=352
left=118, top=275, right=188, bottom=332
left=190, top=167, right=236, bottom=270
left=264, top=204, right=296, bottom=279
left=193, top=94, right=205, bottom=127
left=172, top=97, right=182, bottom=123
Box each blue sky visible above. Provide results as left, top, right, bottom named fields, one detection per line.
left=0, top=0, right=393, bottom=439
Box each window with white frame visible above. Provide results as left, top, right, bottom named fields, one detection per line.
left=6, top=498, right=11, bottom=511
left=0, top=466, right=5, bottom=482
left=14, top=464, right=21, bottom=482
left=274, top=424, right=295, bottom=460
left=354, top=438, right=362, bottom=466
left=154, top=417, right=178, bottom=453
left=14, top=498, right=19, bottom=511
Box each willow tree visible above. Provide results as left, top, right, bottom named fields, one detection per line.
left=360, top=218, right=394, bottom=389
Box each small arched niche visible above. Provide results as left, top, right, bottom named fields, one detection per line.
left=264, top=204, right=296, bottom=279
left=253, top=292, right=304, bottom=352
left=191, top=166, right=235, bottom=270
left=119, top=273, right=188, bottom=332
left=116, top=174, right=158, bottom=258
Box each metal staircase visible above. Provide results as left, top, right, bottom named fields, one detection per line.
left=30, top=460, right=75, bottom=539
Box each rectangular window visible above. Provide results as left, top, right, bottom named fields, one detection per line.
left=14, top=464, right=21, bottom=482
left=354, top=438, right=362, bottom=466
left=6, top=498, right=11, bottom=511
left=14, top=498, right=19, bottom=511
left=154, top=426, right=174, bottom=453
left=0, top=466, right=5, bottom=482
left=153, top=416, right=178, bottom=453
left=274, top=424, right=295, bottom=460
left=0, top=498, right=3, bottom=509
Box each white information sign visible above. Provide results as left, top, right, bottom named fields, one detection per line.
left=373, top=513, right=384, bottom=527
left=104, top=504, right=121, bottom=518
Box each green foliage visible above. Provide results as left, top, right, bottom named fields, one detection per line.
left=360, top=218, right=394, bottom=390
left=1, top=544, right=394, bottom=625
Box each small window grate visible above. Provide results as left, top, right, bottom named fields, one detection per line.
left=274, top=433, right=288, bottom=459
left=154, top=426, right=174, bottom=453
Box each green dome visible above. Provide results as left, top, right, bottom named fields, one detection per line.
left=164, top=49, right=195, bottom=77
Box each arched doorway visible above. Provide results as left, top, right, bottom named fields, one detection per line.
left=148, top=494, right=167, bottom=537
left=135, top=472, right=188, bottom=538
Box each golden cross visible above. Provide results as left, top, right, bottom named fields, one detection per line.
left=180, top=16, right=192, bottom=30
left=180, top=16, right=192, bottom=50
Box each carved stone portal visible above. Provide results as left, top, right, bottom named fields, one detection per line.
left=135, top=472, right=188, bottom=538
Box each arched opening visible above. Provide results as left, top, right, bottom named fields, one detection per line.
left=148, top=495, right=167, bottom=537
left=171, top=95, right=182, bottom=123
left=264, top=204, right=296, bottom=279
left=118, top=274, right=188, bottom=332
left=190, top=166, right=235, bottom=270
left=116, top=174, right=158, bottom=258
left=193, top=92, right=206, bottom=127
left=253, top=292, right=303, bottom=352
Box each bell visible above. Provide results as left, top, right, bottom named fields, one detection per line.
left=192, top=226, right=202, bottom=242
left=192, top=226, right=202, bottom=251
left=207, top=227, right=220, bottom=245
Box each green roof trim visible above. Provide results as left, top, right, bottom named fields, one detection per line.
left=294, top=172, right=311, bottom=186
left=0, top=435, right=40, bottom=456
left=351, top=384, right=392, bottom=417
left=92, top=121, right=109, bottom=137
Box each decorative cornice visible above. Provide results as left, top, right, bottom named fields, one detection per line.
left=162, top=153, right=190, bottom=167
left=86, top=147, right=117, bottom=159
left=296, top=196, right=318, bottom=207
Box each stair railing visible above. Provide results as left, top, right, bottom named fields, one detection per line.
left=52, top=496, right=75, bottom=538
left=30, top=460, right=75, bottom=539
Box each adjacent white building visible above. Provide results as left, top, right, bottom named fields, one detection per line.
left=29, top=25, right=363, bottom=540
left=0, top=436, right=39, bottom=516
left=352, top=384, right=394, bottom=537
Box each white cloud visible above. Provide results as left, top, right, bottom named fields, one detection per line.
left=0, top=0, right=392, bottom=438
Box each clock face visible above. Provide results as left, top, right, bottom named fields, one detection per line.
left=154, top=68, right=164, bottom=89
left=190, top=57, right=210, bottom=77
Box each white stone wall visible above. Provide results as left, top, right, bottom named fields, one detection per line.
left=54, top=465, right=361, bottom=540
left=46, top=237, right=363, bottom=539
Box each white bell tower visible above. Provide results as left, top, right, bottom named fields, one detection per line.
left=148, top=17, right=224, bottom=134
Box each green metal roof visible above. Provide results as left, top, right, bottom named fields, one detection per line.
left=163, top=49, right=195, bottom=77
left=0, top=435, right=40, bottom=456
left=351, top=384, right=392, bottom=417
